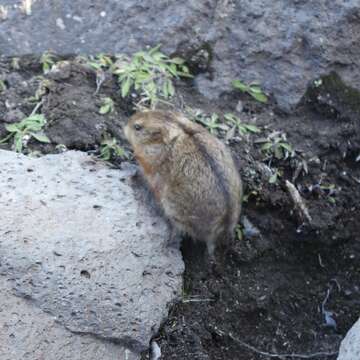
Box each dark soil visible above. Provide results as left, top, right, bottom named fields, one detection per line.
left=0, top=56, right=359, bottom=360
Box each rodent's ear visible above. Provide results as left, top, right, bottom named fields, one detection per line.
left=163, top=126, right=181, bottom=145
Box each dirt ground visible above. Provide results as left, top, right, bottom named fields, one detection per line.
left=0, top=56, right=359, bottom=360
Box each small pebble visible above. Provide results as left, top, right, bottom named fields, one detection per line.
left=56, top=18, right=66, bottom=30
left=236, top=100, right=243, bottom=113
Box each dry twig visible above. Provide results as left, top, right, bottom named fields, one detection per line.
left=286, top=180, right=312, bottom=223
left=213, top=327, right=338, bottom=359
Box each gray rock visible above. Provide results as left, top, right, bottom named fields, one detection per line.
left=337, top=318, right=360, bottom=360
left=0, top=150, right=184, bottom=354
left=0, top=0, right=359, bottom=109
left=0, top=277, right=139, bottom=360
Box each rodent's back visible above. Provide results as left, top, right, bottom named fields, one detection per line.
left=163, top=121, right=242, bottom=245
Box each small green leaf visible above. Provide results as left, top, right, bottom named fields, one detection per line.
left=249, top=85, right=263, bottom=94
left=162, top=81, right=169, bottom=98
left=328, top=197, right=336, bottom=204
left=250, top=91, right=268, bottom=103
left=244, top=124, right=261, bottom=133
left=237, top=126, right=247, bottom=136
left=0, top=80, right=6, bottom=93
left=42, top=63, right=50, bottom=74
left=146, top=81, right=157, bottom=95
left=14, top=134, right=23, bottom=153
left=100, top=146, right=111, bottom=161
left=148, top=44, right=162, bottom=55
left=121, top=77, right=132, bottom=97
left=261, top=142, right=273, bottom=151
left=99, top=104, right=111, bottom=114
left=235, top=225, right=243, bottom=241
left=30, top=133, right=51, bottom=143
left=171, top=57, right=185, bottom=65
left=168, top=63, right=178, bottom=77
left=274, top=146, right=283, bottom=159
left=0, top=133, right=14, bottom=144
left=280, top=142, right=293, bottom=152
left=88, top=62, right=102, bottom=70
left=99, top=98, right=114, bottom=114
left=5, top=124, right=19, bottom=133
left=114, top=146, right=126, bottom=157
left=232, top=80, right=248, bottom=92
left=269, top=172, right=278, bottom=184
left=224, top=113, right=238, bottom=125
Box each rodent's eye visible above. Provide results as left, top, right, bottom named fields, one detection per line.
left=133, top=124, right=143, bottom=131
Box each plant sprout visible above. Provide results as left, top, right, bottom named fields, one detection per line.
left=232, top=80, right=268, bottom=103
left=224, top=113, right=261, bottom=137
left=0, top=114, right=50, bottom=153
left=113, top=45, right=191, bottom=108
left=100, top=135, right=126, bottom=161
left=40, top=51, right=56, bottom=74
left=256, top=131, right=294, bottom=160
left=99, top=97, right=114, bottom=115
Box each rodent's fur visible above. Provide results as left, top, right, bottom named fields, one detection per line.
left=124, top=110, right=242, bottom=255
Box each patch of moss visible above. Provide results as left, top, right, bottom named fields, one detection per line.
left=305, top=71, right=360, bottom=121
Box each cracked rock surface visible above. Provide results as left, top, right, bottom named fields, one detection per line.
left=0, top=150, right=184, bottom=357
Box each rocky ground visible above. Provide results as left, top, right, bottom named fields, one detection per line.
left=0, top=55, right=359, bottom=359
left=1, top=0, right=360, bottom=110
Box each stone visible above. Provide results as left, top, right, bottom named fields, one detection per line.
left=0, top=150, right=184, bottom=355
left=0, top=0, right=359, bottom=109
left=0, top=277, right=138, bottom=360
left=337, top=318, right=360, bottom=360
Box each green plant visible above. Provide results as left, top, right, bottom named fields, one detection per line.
left=28, top=78, right=51, bottom=103
left=113, top=45, right=191, bottom=108
left=319, top=183, right=337, bottom=204
left=198, top=113, right=225, bottom=134
left=235, top=225, right=243, bottom=241
left=55, top=144, right=67, bottom=153
left=99, top=97, right=114, bottom=114
left=232, top=80, right=268, bottom=103
left=196, top=113, right=229, bottom=135
left=40, top=51, right=56, bottom=74
left=100, top=135, right=126, bottom=161
left=87, top=54, right=114, bottom=70
left=11, top=57, right=20, bottom=70
left=0, top=113, right=50, bottom=152
left=87, top=54, right=114, bottom=94
left=256, top=131, right=294, bottom=160
left=0, top=79, right=6, bottom=93
left=224, top=113, right=261, bottom=137
left=186, top=108, right=227, bottom=135
left=242, top=190, right=258, bottom=203
left=268, top=168, right=282, bottom=184
left=314, top=79, right=323, bottom=88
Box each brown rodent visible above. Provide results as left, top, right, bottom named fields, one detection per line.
left=124, top=110, right=242, bottom=256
